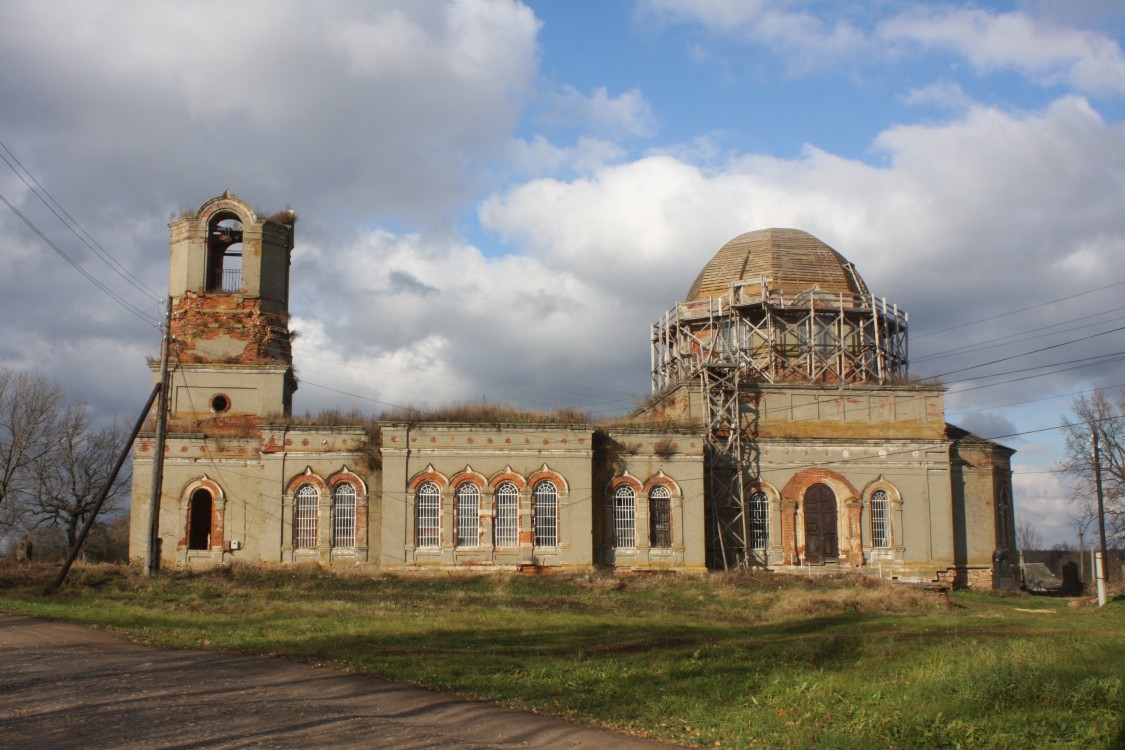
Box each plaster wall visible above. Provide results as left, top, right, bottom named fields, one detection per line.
left=379, top=423, right=596, bottom=569
left=596, top=431, right=707, bottom=571
left=129, top=425, right=371, bottom=568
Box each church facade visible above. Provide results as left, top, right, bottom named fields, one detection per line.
left=129, top=193, right=1016, bottom=588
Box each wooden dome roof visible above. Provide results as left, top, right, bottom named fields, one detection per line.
left=686, top=228, right=870, bottom=302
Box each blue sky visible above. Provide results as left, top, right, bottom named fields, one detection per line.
left=2, top=0, right=1125, bottom=545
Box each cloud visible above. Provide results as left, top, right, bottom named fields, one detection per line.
left=879, top=6, right=1125, bottom=96
left=954, top=412, right=1018, bottom=440
left=477, top=95, right=1125, bottom=414
left=280, top=89, right=1125, bottom=545
left=507, top=136, right=628, bottom=178
left=289, top=229, right=643, bottom=414
left=0, top=0, right=542, bottom=421
left=637, top=0, right=868, bottom=72
left=902, top=80, right=974, bottom=111
left=640, top=1, right=1125, bottom=96
left=0, top=0, right=539, bottom=224
left=542, top=86, right=656, bottom=137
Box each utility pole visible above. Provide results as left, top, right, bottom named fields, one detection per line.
left=51, top=383, right=161, bottom=591
left=146, top=298, right=173, bottom=576
left=1092, top=429, right=1109, bottom=607
left=1077, top=526, right=1086, bottom=590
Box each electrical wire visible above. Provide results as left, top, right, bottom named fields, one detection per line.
left=0, top=189, right=159, bottom=327
left=912, top=278, right=1125, bottom=339
left=0, top=139, right=162, bottom=303
left=912, top=304, right=1125, bottom=363
left=927, top=322, right=1125, bottom=379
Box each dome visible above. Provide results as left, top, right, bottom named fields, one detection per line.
left=686, top=228, right=870, bottom=302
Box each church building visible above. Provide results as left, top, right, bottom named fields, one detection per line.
left=129, top=193, right=1017, bottom=588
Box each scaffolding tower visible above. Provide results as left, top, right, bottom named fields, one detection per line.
left=650, top=278, right=909, bottom=569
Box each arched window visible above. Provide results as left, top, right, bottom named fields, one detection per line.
left=649, top=485, right=671, bottom=548
left=294, top=484, right=319, bottom=549
left=494, top=482, right=519, bottom=548
left=533, top=480, right=558, bottom=547
left=416, top=482, right=440, bottom=548
left=612, top=485, right=636, bottom=548
left=750, top=490, right=769, bottom=550
left=206, top=212, right=244, bottom=293
left=332, top=483, right=357, bottom=548
left=871, top=489, right=890, bottom=548
left=455, top=484, right=480, bottom=548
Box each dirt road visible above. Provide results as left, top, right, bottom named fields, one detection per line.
left=0, top=613, right=675, bottom=749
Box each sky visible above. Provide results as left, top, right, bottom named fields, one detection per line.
left=2, top=0, right=1124, bottom=547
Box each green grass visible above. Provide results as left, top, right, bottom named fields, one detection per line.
left=2, top=564, right=1123, bottom=749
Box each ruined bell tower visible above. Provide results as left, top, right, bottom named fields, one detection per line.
left=163, top=191, right=296, bottom=423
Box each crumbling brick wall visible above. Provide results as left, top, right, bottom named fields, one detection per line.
left=171, top=293, right=291, bottom=365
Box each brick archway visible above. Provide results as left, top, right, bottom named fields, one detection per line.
left=779, top=469, right=863, bottom=566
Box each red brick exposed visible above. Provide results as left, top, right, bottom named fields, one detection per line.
left=170, top=293, right=291, bottom=365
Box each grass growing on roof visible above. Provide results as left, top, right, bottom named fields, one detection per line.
left=2, top=564, right=1122, bottom=749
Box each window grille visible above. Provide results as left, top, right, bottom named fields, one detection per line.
left=294, top=484, right=319, bottom=549
left=649, top=486, right=671, bottom=548
left=494, top=483, right=519, bottom=547
left=332, top=483, right=357, bottom=548
left=612, top=485, right=636, bottom=548
left=871, top=489, right=890, bottom=548
left=533, top=481, right=558, bottom=547
left=221, top=267, right=242, bottom=293
left=416, top=482, right=440, bottom=548
left=750, top=491, right=769, bottom=550
left=455, top=484, right=480, bottom=548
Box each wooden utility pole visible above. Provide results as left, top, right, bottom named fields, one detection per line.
left=51, top=383, right=161, bottom=591
left=146, top=298, right=173, bottom=576
left=1092, top=428, right=1109, bottom=607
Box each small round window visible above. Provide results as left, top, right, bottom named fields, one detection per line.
left=210, top=394, right=231, bottom=413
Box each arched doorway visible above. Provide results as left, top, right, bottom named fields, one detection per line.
left=188, top=488, right=213, bottom=550
left=804, top=483, right=838, bottom=564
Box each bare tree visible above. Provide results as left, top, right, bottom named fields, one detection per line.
left=0, top=369, right=63, bottom=533
left=32, top=404, right=131, bottom=556
left=1016, top=518, right=1042, bottom=551
left=1061, top=388, right=1125, bottom=547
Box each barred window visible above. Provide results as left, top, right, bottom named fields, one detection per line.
left=750, top=490, right=769, bottom=550
left=494, top=482, right=519, bottom=547
left=612, top=485, right=636, bottom=548
left=416, top=482, right=440, bottom=548
left=871, top=489, right=890, bottom=548
left=533, top=480, right=558, bottom=547
left=332, top=483, right=357, bottom=548
left=649, top=485, right=671, bottom=548
left=294, top=484, right=319, bottom=550
left=455, top=484, right=480, bottom=548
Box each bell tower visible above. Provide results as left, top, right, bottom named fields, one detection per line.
left=162, top=191, right=296, bottom=423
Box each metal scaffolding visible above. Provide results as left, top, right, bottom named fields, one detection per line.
left=650, top=278, right=909, bottom=569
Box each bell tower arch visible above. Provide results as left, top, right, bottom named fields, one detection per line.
left=162, top=191, right=297, bottom=421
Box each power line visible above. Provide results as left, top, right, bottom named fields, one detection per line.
left=0, top=139, right=162, bottom=303
left=947, top=382, right=1125, bottom=417
left=912, top=304, right=1125, bottom=363
left=912, top=278, right=1125, bottom=339
left=0, top=189, right=159, bottom=327
left=929, top=322, right=1125, bottom=378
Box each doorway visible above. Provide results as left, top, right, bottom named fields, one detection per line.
left=803, top=483, right=838, bottom=564
left=188, top=489, right=213, bottom=550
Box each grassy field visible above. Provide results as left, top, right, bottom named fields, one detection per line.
left=2, top=564, right=1123, bottom=749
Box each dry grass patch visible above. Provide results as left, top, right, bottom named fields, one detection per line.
left=381, top=402, right=590, bottom=425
